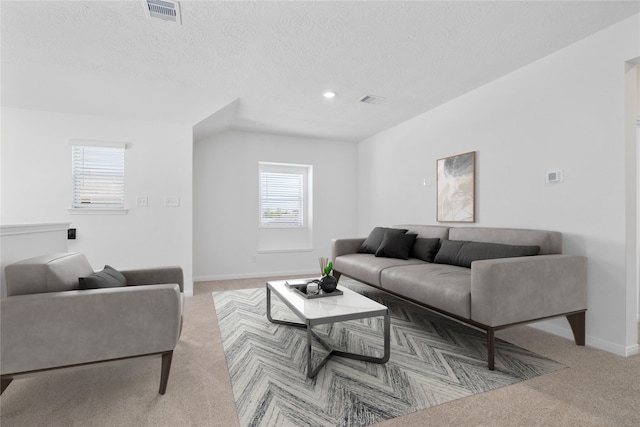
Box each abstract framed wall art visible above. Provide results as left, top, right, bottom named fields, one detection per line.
left=436, top=151, right=476, bottom=222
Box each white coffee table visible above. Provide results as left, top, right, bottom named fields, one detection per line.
left=266, top=279, right=390, bottom=378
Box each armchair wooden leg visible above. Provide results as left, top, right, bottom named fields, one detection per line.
left=159, top=351, right=173, bottom=395
left=334, top=271, right=342, bottom=282
left=487, top=329, right=495, bottom=370
left=1, top=377, right=13, bottom=395
left=566, top=311, right=586, bottom=346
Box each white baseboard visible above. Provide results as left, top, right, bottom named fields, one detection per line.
left=194, top=269, right=319, bottom=283
left=625, top=344, right=640, bottom=356
left=531, top=321, right=640, bottom=357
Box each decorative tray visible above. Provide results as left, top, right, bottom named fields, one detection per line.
left=285, top=280, right=343, bottom=299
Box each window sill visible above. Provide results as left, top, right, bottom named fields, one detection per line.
left=68, top=208, right=128, bottom=215
left=257, top=248, right=314, bottom=254
left=259, top=226, right=306, bottom=230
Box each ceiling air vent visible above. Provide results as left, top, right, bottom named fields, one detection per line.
left=359, top=95, right=386, bottom=105
left=145, top=0, right=182, bottom=24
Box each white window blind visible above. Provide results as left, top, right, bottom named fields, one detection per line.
left=71, top=143, right=125, bottom=209
left=259, top=164, right=307, bottom=227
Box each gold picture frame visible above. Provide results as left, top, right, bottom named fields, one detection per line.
left=436, top=151, right=476, bottom=222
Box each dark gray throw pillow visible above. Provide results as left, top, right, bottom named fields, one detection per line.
left=375, top=232, right=417, bottom=260
left=79, top=265, right=127, bottom=290
left=434, top=240, right=540, bottom=268
left=358, top=227, right=408, bottom=254
left=410, top=238, right=441, bottom=262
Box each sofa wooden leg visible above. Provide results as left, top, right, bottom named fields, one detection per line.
left=159, top=351, right=173, bottom=395
left=487, top=329, right=495, bottom=370
left=1, top=377, right=13, bottom=395
left=566, top=311, right=586, bottom=346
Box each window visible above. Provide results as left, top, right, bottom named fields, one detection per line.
left=70, top=140, right=126, bottom=210
left=258, top=162, right=313, bottom=252
left=259, top=162, right=310, bottom=228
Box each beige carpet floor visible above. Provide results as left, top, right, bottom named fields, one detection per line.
left=1, top=276, right=639, bottom=427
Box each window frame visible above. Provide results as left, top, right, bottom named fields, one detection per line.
left=68, top=139, right=128, bottom=215
left=258, top=162, right=311, bottom=229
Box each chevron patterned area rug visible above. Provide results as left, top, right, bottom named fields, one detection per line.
left=212, top=280, right=564, bottom=427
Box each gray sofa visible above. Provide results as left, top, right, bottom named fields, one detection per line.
left=1, top=253, right=184, bottom=394
left=332, top=225, right=588, bottom=370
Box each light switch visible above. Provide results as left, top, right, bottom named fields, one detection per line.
left=136, top=196, right=148, bottom=207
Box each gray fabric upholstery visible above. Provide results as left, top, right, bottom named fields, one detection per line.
left=0, top=284, right=181, bottom=375
left=332, top=225, right=587, bottom=370
left=332, top=225, right=586, bottom=327
left=470, top=255, right=587, bottom=326
left=334, top=253, right=424, bottom=286
left=393, top=224, right=450, bottom=240
left=331, top=238, right=366, bottom=261
left=1, top=253, right=184, bottom=378
left=381, top=264, right=471, bottom=318
left=449, top=227, right=562, bottom=255
left=4, top=253, right=93, bottom=296
left=121, top=267, right=184, bottom=292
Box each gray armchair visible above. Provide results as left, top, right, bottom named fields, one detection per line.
left=0, top=253, right=183, bottom=395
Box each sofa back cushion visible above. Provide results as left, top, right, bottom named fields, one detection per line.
left=393, top=224, right=450, bottom=240
left=5, top=253, right=94, bottom=296
left=448, top=227, right=562, bottom=255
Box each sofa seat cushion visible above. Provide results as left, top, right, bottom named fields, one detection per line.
left=334, top=254, right=425, bottom=287
left=380, top=264, right=472, bottom=319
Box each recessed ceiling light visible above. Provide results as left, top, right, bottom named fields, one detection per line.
left=323, top=91, right=336, bottom=99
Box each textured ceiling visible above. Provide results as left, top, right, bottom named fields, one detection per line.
left=2, top=1, right=639, bottom=142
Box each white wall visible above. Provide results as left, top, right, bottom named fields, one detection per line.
left=193, top=130, right=358, bottom=280
left=1, top=108, right=194, bottom=295
left=357, top=15, right=640, bottom=356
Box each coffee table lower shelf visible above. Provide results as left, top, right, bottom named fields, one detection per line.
left=266, top=281, right=390, bottom=378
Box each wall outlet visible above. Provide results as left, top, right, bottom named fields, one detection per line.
left=136, top=196, right=148, bottom=207
left=164, top=196, right=180, bottom=207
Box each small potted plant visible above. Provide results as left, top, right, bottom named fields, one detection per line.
left=319, top=258, right=338, bottom=293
